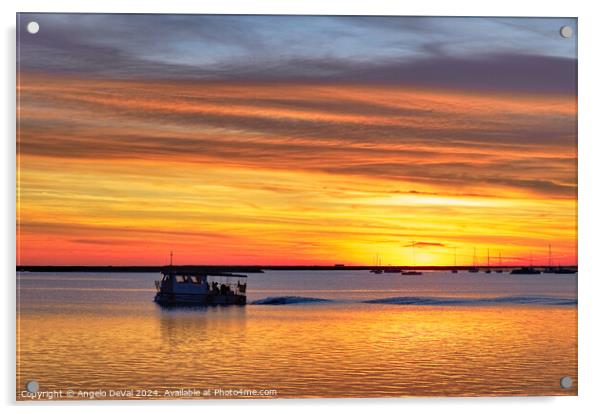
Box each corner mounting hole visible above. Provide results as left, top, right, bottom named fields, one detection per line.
left=560, top=376, right=573, bottom=389
left=27, top=21, right=40, bottom=34
left=559, top=26, right=573, bottom=39
left=26, top=380, right=39, bottom=393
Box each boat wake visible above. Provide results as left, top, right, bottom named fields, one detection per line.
left=363, top=295, right=577, bottom=306
left=251, top=295, right=576, bottom=306
left=251, top=296, right=334, bottom=305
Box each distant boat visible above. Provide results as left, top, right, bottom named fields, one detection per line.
left=510, top=267, right=541, bottom=275
left=406, top=240, right=420, bottom=274
left=544, top=245, right=554, bottom=273
left=370, top=254, right=383, bottom=274
left=383, top=267, right=400, bottom=273
left=485, top=249, right=491, bottom=273
left=451, top=269, right=458, bottom=274
left=542, top=245, right=576, bottom=274
left=469, top=248, right=478, bottom=272
left=497, top=251, right=503, bottom=272
left=554, top=267, right=577, bottom=274
left=401, top=270, right=422, bottom=275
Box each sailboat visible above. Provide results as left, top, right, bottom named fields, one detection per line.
left=511, top=267, right=541, bottom=275
left=370, top=253, right=383, bottom=274
left=468, top=247, right=479, bottom=272
left=542, top=244, right=577, bottom=274
left=510, top=251, right=541, bottom=275
left=401, top=241, right=422, bottom=275
left=451, top=247, right=458, bottom=273
left=485, top=249, right=492, bottom=273
left=543, top=245, right=555, bottom=273
left=495, top=251, right=504, bottom=273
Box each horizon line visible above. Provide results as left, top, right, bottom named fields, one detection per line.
left=16, top=264, right=578, bottom=269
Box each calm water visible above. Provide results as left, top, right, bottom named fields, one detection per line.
left=16, top=271, right=577, bottom=399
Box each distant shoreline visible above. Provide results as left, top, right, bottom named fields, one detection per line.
left=16, top=265, right=578, bottom=273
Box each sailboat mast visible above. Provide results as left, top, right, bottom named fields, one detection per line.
left=548, top=244, right=552, bottom=267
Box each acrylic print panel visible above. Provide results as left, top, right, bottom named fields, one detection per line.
left=16, top=14, right=577, bottom=400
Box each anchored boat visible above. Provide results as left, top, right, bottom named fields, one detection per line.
left=154, top=267, right=247, bottom=306
left=510, top=267, right=541, bottom=275
left=543, top=267, right=577, bottom=274
left=401, top=270, right=422, bottom=275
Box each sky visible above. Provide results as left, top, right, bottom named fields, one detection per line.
left=16, top=14, right=577, bottom=266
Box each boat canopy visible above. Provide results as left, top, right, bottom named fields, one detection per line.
left=161, top=269, right=247, bottom=278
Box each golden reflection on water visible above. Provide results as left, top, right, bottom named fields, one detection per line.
left=17, top=304, right=577, bottom=399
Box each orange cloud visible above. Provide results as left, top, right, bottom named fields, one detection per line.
left=17, top=75, right=577, bottom=266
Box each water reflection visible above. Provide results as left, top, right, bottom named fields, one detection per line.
left=158, top=306, right=247, bottom=347
left=16, top=271, right=577, bottom=399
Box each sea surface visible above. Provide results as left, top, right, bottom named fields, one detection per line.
left=16, top=270, right=578, bottom=400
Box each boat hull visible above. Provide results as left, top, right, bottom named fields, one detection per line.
left=154, top=292, right=246, bottom=306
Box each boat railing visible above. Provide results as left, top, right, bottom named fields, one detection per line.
left=205, top=274, right=247, bottom=297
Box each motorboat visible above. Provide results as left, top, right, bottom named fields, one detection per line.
left=154, top=267, right=247, bottom=305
